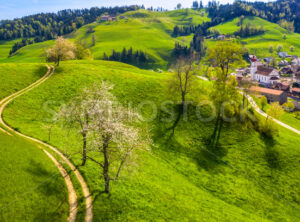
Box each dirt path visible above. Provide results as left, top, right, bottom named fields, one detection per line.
left=0, top=65, right=93, bottom=222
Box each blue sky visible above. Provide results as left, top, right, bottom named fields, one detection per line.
left=0, top=0, right=270, bottom=20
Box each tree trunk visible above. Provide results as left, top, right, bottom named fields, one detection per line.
left=103, top=141, right=110, bottom=193
left=81, top=132, right=87, bottom=166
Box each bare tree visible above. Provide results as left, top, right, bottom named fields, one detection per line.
left=46, top=37, right=76, bottom=66
left=169, top=56, right=196, bottom=107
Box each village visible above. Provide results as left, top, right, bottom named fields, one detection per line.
left=233, top=52, right=300, bottom=112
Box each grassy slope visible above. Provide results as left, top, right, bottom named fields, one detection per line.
left=3, top=60, right=300, bottom=221
left=210, top=16, right=300, bottom=58
left=0, top=132, right=69, bottom=221
left=0, top=63, right=47, bottom=99
left=0, top=64, right=68, bottom=221
left=0, top=9, right=209, bottom=69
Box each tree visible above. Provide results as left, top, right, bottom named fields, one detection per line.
left=282, top=102, right=295, bottom=112
left=46, top=37, right=76, bottom=66
left=192, top=1, right=199, bottom=9
left=283, top=34, right=287, bottom=40
left=206, top=41, right=244, bottom=147
left=276, top=44, right=283, bottom=53
left=75, top=43, right=92, bottom=60
left=59, top=87, right=100, bottom=166
left=176, top=3, right=182, bottom=10
left=260, top=96, right=268, bottom=111
left=86, top=82, right=148, bottom=193
left=269, top=45, right=274, bottom=53
left=92, top=34, right=97, bottom=47
left=199, top=1, right=204, bottom=9
left=268, top=102, right=284, bottom=119
left=169, top=56, right=196, bottom=107
left=270, top=57, right=277, bottom=68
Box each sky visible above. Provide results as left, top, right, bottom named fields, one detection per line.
left=0, top=0, right=271, bottom=20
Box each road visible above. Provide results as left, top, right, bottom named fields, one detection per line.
left=197, top=75, right=300, bottom=135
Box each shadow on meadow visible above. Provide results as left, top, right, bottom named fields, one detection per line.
left=151, top=104, right=228, bottom=172
left=260, top=135, right=282, bottom=170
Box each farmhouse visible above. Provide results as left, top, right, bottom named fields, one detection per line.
left=100, top=15, right=116, bottom=22
left=250, top=62, right=280, bottom=85
left=278, top=52, right=288, bottom=58
left=280, top=66, right=294, bottom=75
left=292, top=88, right=300, bottom=97
left=292, top=58, right=300, bottom=66
left=250, top=86, right=287, bottom=105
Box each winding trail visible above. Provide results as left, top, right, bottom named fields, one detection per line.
left=0, top=65, right=93, bottom=222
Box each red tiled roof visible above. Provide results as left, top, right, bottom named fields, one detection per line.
left=292, top=88, right=300, bottom=93
left=256, top=66, right=274, bottom=76
left=250, top=86, right=284, bottom=96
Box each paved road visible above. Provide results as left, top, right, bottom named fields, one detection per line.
left=197, top=75, right=300, bottom=135
left=0, top=65, right=93, bottom=222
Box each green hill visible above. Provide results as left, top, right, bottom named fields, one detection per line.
left=3, top=60, right=300, bottom=221
left=210, top=16, right=300, bottom=58
left=0, top=9, right=209, bottom=69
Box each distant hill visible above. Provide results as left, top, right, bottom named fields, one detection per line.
left=0, top=9, right=209, bottom=69
left=209, top=16, right=300, bottom=58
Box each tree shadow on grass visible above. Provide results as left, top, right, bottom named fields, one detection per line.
left=26, top=160, right=68, bottom=221
left=151, top=104, right=227, bottom=172
left=260, top=135, right=281, bottom=170
left=194, top=136, right=228, bottom=172
left=26, top=159, right=68, bottom=196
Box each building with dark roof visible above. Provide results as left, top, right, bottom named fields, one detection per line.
left=250, top=86, right=287, bottom=105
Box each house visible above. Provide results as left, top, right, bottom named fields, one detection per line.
left=250, top=86, right=287, bottom=105
left=250, top=62, right=280, bottom=85
left=272, top=82, right=290, bottom=92
left=292, top=58, right=300, bottom=66
left=280, top=66, right=294, bottom=75
left=294, top=74, right=300, bottom=84
left=217, top=35, right=226, bottom=40
left=100, top=15, right=111, bottom=21
left=278, top=60, right=288, bottom=66
left=278, top=52, right=288, bottom=58
left=100, top=15, right=116, bottom=22
left=292, top=88, right=300, bottom=97
left=264, top=57, right=272, bottom=63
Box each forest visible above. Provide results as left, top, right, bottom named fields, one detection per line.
left=0, top=6, right=140, bottom=40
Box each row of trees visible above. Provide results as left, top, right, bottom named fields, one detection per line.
left=103, top=48, right=153, bottom=66
left=192, top=1, right=204, bottom=9
left=0, top=6, right=140, bottom=40
left=206, top=0, right=300, bottom=33
left=173, top=31, right=206, bottom=59
left=233, top=24, right=265, bottom=38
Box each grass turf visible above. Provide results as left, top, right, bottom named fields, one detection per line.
left=2, top=60, right=300, bottom=221
left=0, top=63, right=46, bottom=100
left=0, top=132, right=69, bottom=221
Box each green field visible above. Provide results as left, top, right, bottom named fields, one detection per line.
left=210, top=16, right=300, bottom=58
left=2, top=60, right=300, bottom=221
